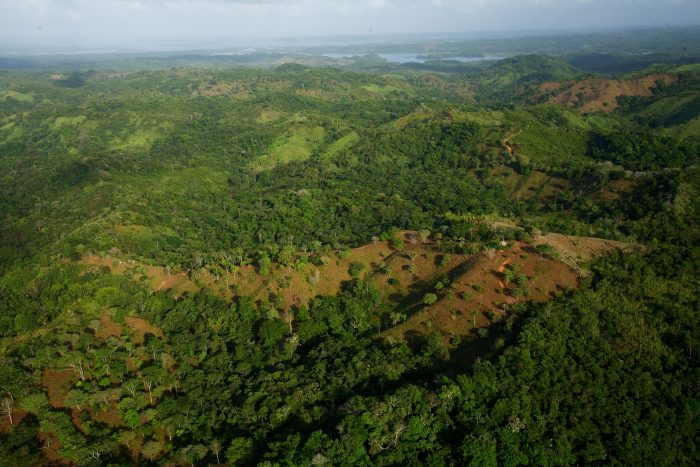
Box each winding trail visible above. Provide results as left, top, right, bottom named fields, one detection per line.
left=502, top=130, right=522, bottom=159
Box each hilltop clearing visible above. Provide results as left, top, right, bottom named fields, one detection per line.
left=80, top=230, right=627, bottom=335
left=382, top=241, right=580, bottom=343
left=536, top=73, right=678, bottom=112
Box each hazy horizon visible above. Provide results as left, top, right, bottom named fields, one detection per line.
left=1, top=0, right=698, bottom=52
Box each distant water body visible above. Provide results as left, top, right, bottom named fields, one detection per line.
left=323, top=53, right=505, bottom=63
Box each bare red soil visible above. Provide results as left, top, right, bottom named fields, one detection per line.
left=538, top=73, right=678, bottom=112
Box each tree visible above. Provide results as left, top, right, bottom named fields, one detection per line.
left=1, top=387, right=14, bottom=426
left=258, top=252, right=272, bottom=276
left=226, top=437, right=254, bottom=465
left=423, top=293, right=438, bottom=306
left=142, top=441, right=162, bottom=461
left=349, top=262, right=366, bottom=278
left=211, top=439, right=222, bottom=464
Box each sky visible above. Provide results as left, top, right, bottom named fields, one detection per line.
left=0, top=0, right=698, bottom=50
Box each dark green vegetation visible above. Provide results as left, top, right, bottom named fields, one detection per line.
left=1, top=30, right=700, bottom=466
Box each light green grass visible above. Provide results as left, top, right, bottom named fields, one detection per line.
left=256, top=109, right=286, bottom=124
left=672, top=117, right=700, bottom=139
left=52, top=115, right=87, bottom=130
left=460, top=111, right=505, bottom=126
left=0, top=91, right=34, bottom=102
left=669, top=63, right=700, bottom=73
left=324, top=131, right=359, bottom=158
left=0, top=121, right=24, bottom=142
left=112, top=127, right=165, bottom=151
left=253, top=125, right=325, bottom=171
left=390, top=110, right=434, bottom=129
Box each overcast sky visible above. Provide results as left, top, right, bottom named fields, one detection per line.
left=0, top=0, right=698, bottom=49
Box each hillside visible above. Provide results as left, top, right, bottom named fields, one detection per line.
left=536, top=73, right=678, bottom=112
left=474, top=54, right=583, bottom=103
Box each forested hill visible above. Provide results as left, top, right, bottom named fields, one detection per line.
left=0, top=53, right=699, bottom=465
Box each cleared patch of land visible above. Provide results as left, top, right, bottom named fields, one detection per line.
left=533, top=232, right=633, bottom=267
left=382, top=242, right=580, bottom=343
left=538, top=73, right=678, bottom=112
left=42, top=369, right=75, bottom=409
left=79, top=230, right=627, bottom=340
left=252, top=124, right=325, bottom=171
left=52, top=115, right=87, bottom=130
left=125, top=316, right=165, bottom=345
left=82, top=254, right=200, bottom=297
left=256, top=109, right=286, bottom=124
left=0, top=409, right=28, bottom=434
left=323, top=131, right=359, bottom=158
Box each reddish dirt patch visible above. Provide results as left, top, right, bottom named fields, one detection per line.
left=81, top=254, right=200, bottom=298
left=93, top=403, right=123, bottom=427
left=502, top=133, right=520, bottom=159
left=243, top=237, right=396, bottom=316
left=70, top=407, right=85, bottom=433
left=38, top=431, right=67, bottom=465
left=71, top=405, right=123, bottom=432
left=146, top=265, right=201, bottom=295
left=0, top=408, right=28, bottom=433
left=94, top=310, right=123, bottom=340
left=42, top=370, right=76, bottom=409
left=77, top=231, right=625, bottom=343
left=80, top=234, right=420, bottom=311
left=538, top=73, right=678, bottom=112
left=365, top=242, right=460, bottom=303
left=504, top=169, right=569, bottom=202
left=384, top=242, right=579, bottom=342
left=125, top=316, right=164, bottom=345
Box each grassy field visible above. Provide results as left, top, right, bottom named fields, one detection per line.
left=323, top=131, right=359, bottom=158
left=252, top=124, right=326, bottom=171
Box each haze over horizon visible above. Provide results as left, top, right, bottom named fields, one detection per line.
left=1, top=0, right=699, bottom=52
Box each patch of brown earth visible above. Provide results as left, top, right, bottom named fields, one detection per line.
left=384, top=242, right=579, bottom=342
left=144, top=264, right=200, bottom=295
left=245, top=237, right=396, bottom=314
left=42, top=370, right=75, bottom=409
left=94, top=310, right=123, bottom=340
left=81, top=235, right=401, bottom=310
left=38, top=431, right=66, bottom=465
left=71, top=405, right=122, bottom=431
left=125, top=317, right=165, bottom=345
left=366, top=240, right=459, bottom=301
left=0, top=408, right=28, bottom=433
left=78, top=231, right=626, bottom=341
left=81, top=255, right=199, bottom=297
left=533, top=232, right=631, bottom=267
left=538, top=73, right=678, bottom=112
